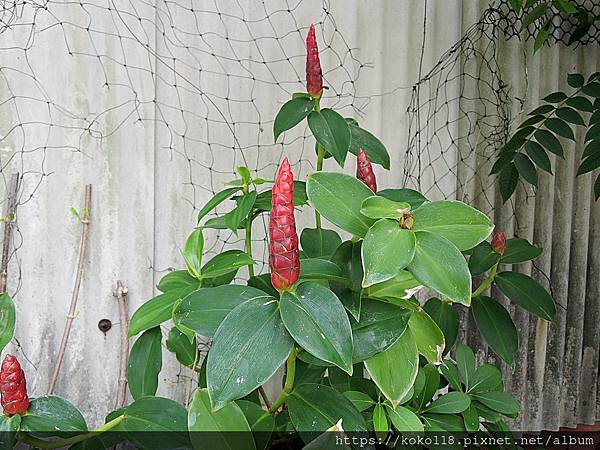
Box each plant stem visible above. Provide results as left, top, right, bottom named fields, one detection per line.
left=314, top=98, right=324, bottom=229
left=268, top=349, right=297, bottom=414
left=258, top=386, right=272, bottom=409
left=471, top=263, right=498, bottom=298
left=19, top=415, right=124, bottom=449
left=114, top=280, right=129, bottom=409
left=244, top=213, right=255, bottom=278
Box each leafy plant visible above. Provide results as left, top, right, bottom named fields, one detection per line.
left=0, top=23, right=558, bottom=450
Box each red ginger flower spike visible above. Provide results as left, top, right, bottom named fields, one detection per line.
left=356, top=149, right=377, bottom=193
left=0, top=354, right=29, bottom=416
left=491, top=231, right=506, bottom=255
left=306, top=24, right=323, bottom=99
left=269, top=158, right=300, bottom=292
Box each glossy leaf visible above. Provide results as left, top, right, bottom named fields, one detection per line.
left=524, top=141, right=552, bottom=174
left=514, top=153, right=538, bottom=186
left=247, top=274, right=279, bottom=298
left=207, top=297, right=293, bottom=409
left=197, top=187, right=241, bottom=223
left=306, top=172, right=375, bottom=237
left=423, top=298, right=459, bottom=354
left=535, top=129, right=564, bottom=157
left=173, top=285, right=269, bottom=338
left=128, top=327, right=162, bottom=400
left=348, top=123, right=391, bottom=169
left=408, top=308, right=445, bottom=364
left=360, top=196, right=410, bottom=220
left=330, top=241, right=363, bottom=320
left=299, top=258, right=346, bottom=283
left=422, top=413, right=465, bottom=432
left=343, top=391, right=375, bottom=412
left=184, top=228, right=204, bottom=278
left=157, top=270, right=199, bottom=293
left=300, top=228, right=342, bottom=259
left=556, top=106, right=585, bottom=126
left=545, top=118, right=575, bottom=141
left=501, top=238, right=543, bottom=263
left=441, top=361, right=462, bottom=392
left=413, top=364, right=440, bottom=410
left=362, top=219, right=416, bottom=287
left=566, top=95, right=594, bottom=112
left=280, top=282, right=353, bottom=373
left=386, top=405, right=423, bottom=433
left=567, top=74, right=585, bottom=88
left=223, top=191, right=257, bottom=233
left=424, top=392, right=471, bottom=414
left=166, top=327, right=197, bottom=367
left=378, top=188, right=428, bottom=209
left=373, top=404, right=388, bottom=439
left=0, top=414, right=20, bottom=450
left=274, top=97, right=315, bottom=141
left=21, top=396, right=87, bottom=434
left=237, top=400, right=274, bottom=450
left=201, top=250, right=253, bottom=279
left=462, top=405, right=480, bottom=432
left=308, top=108, right=351, bottom=166
left=408, top=231, right=471, bottom=305
left=472, top=391, right=520, bottom=416
left=364, top=330, right=418, bottom=407
left=468, top=242, right=501, bottom=276
left=472, top=296, right=518, bottom=367
left=495, top=271, right=556, bottom=321
left=456, top=344, right=476, bottom=391
left=468, top=364, right=503, bottom=394
left=0, top=293, right=15, bottom=353
left=366, top=271, right=421, bottom=301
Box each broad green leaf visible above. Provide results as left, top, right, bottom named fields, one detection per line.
left=440, top=361, right=462, bottom=392
left=280, top=282, right=353, bottom=373
left=362, top=219, right=416, bottom=287
left=472, top=296, right=518, bottom=367
left=128, top=327, right=162, bottom=400
left=412, top=201, right=493, bottom=251
left=468, top=242, right=501, bottom=276
left=157, top=270, right=200, bottom=293
left=378, top=188, right=428, bottom=209
left=468, top=364, right=503, bottom=394
left=373, top=404, right=388, bottom=439
left=528, top=104, right=554, bottom=115
left=386, top=405, right=423, bottom=433
left=364, top=330, right=418, bottom=407
left=254, top=181, right=307, bottom=211
left=423, top=298, right=459, bottom=355
left=351, top=299, right=411, bottom=363
left=184, top=228, right=204, bottom=278
left=514, top=153, right=538, bottom=186
left=238, top=400, right=275, bottom=450
left=287, top=383, right=368, bottom=442
left=408, top=309, right=445, bottom=364
left=585, top=124, right=600, bottom=142
left=203, top=215, right=247, bottom=230
left=21, top=396, right=87, bottom=434
left=301, top=420, right=345, bottom=450
left=274, top=97, right=315, bottom=141
left=422, top=413, right=465, bottom=432
left=366, top=271, right=420, bottom=301
left=197, top=187, right=241, bottom=223
left=545, top=118, right=575, bottom=141
left=360, top=196, right=410, bottom=220
left=583, top=140, right=600, bottom=159
left=577, top=151, right=600, bottom=175
left=472, top=391, right=520, bottom=416
left=462, top=404, right=480, bottom=432
left=188, top=389, right=255, bottom=450
left=541, top=91, right=567, bottom=104
left=567, top=74, right=585, bottom=88
left=295, top=360, right=327, bottom=386
left=408, top=231, right=471, bottom=305
left=456, top=344, right=476, bottom=390
left=534, top=129, right=564, bottom=158
left=247, top=274, right=279, bottom=298
left=348, top=124, right=391, bottom=169
left=300, top=228, right=342, bottom=259
left=495, top=271, right=556, bottom=321
left=507, top=0, right=522, bottom=12
left=343, top=391, right=375, bottom=412
left=566, top=95, right=594, bottom=112
left=582, top=81, right=600, bottom=98
left=533, top=20, right=551, bottom=53
left=308, top=108, right=351, bottom=166
left=525, top=141, right=552, bottom=174
left=0, top=414, right=20, bottom=450
left=330, top=241, right=363, bottom=320
left=201, top=250, right=253, bottom=279
left=223, top=191, right=257, bottom=233
left=306, top=172, right=375, bottom=237
left=413, top=364, right=440, bottom=410
left=299, top=258, right=346, bottom=283
left=207, top=297, right=293, bottom=409
left=424, top=392, right=471, bottom=414
left=556, top=107, right=585, bottom=126
left=166, top=327, right=197, bottom=367
left=501, top=238, right=543, bottom=263
left=499, top=163, right=519, bottom=202
left=173, top=285, right=269, bottom=338
left=0, top=293, right=16, bottom=353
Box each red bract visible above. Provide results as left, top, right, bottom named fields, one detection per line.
left=356, top=149, right=377, bottom=193
left=491, top=231, right=506, bottom=255
left=0, top=354, right=29, bottom=416
left=306, top=24, right=323, bottom=99
left=269, top=158, right=300, bottom=291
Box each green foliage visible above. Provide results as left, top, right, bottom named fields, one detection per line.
left=0, top=293, right=16, bottom=353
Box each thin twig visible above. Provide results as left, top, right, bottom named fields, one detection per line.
left=0, top=173, right=20, bottom=294
left=48, top=184, right=92, bottom=394
left=114, top=280, right=129, bottom=408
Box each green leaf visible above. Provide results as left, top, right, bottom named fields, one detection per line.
left=373, top=404, right=388, bottom=439
left=0, top=293, right=15, bottom=353
left=472, top=391, right=520, bottom=416
left=197, top=187, right=241, bottom=223
left=525, top=141, right=552, bottom=174
left=456, top=344, right=476, bottom=390
left=348, top=124, right=391, bottom=169
left=362, top=219, right=416, bottom=287
left=521, top=3, right=547, bottom=29
left=498, top=163, right=519, bottom=202
left=413, top=364, right=440, bottom=409
left=533, top=20, right=552, bottom=53
left=274, top=97, right=315, bottom=141
left=300, top=228, right=342, bottom=259
left=556, top=107, right=585, bottom=125
left=330, top=241, right=363, bottom=320
left=462, top=404, right=480, bottom=432
left=501, top=238, right=543, bottom=263
left=280, top=282, right=353, bottom=373
left=287, top=383, right=368, bottom=442
left=412, top=200, right=494, bottom=251
left=183, top=228, right=204, bottom=278
left=308, top=108, right=351, bottom=166
left=128, top=327, right=162, bottom=400
left=351, top=299, right=411, bottom=363
left=578, top=150, right=600, bottom=175
left=386, top=405, right=423, bottom=433
left=566, top=96, right=594, bottom=112
left=507, top=0, right=523, bottom=11
left=188, top=389, right=255, bottom=450
left=528, top=104, right=554, bottom=115
left=582, top=81, right=600, bottom=98
left=223, top=191, right=257, bottom=233
left=519, top=114, right=545, bottom=128
left=173, top=285, right=269, bottom=338
left=300, top=258, right=345, bottom=280
left=472, top=296, right=518, bottom=367
left=583, top=140, right=600, bottom=159
left=21, top=396, right=87, bottom=434
left=157, top=270, right=199, bottom=293
left=490, top=145, right=517, bottom=175
left=0, top=414, right=20, bottom=450
left=343, top=391, right=375, bottom=412
left=422, top=413, right=466, bottom=432
left=468, top=242, right=501, bottom=276
left=201, top=250, right=253, bottom=279
left=207, top=297, right=293, bottom=409
left=423, top=298, right=459, bottom=354
left=554, top=0, right=577, bottom=14
left=514, top=153, right=538, bottom=186
left=237, top=400, right=274, bottom=450
left=545, top=118, right=575, bottom=141
left=495, top=271, right=556, bottom=321
left=408, top=231, right=471, bottom=305
left=585, top=124, right=600, bottom=142
left=364, top=330, right=418, bottom=407
left=254, top=181, right=307, bottom=211
left=468, top=364, right=503, bottom=394
left=360, top=196, right=410, bottom=220
left=440, top=361, right=462, bottom=392
left=541, top=91, right=567, bottom=104
left=408, top=309, right=445, bottom=364
left=378, top=188, right=428, bottom=209
left=366, top=271, right=420, bottom=301
left=166, top=327, right=197, bottom=367
left=424, top=392, right=471, bottom=414
left=306, top=172, right=375, bottom=237
left=535, top=129, right=564, bottom=157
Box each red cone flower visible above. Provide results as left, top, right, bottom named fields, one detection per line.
left=269, top=158, right=300, bottom=291
left=491, top=231, right=506, bottom=255
left=306, top=24, right=323, bottom=99
left=0, top=355, right=29, bottom=416
left=356, top=149, right=377, bottom=193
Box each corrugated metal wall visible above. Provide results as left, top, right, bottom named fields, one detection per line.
left=0, top=0, right=597, bottom=430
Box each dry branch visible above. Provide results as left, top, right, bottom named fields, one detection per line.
left=114, top=280, right=129, bottom=408
left=0, top=173, right=20, bottom=294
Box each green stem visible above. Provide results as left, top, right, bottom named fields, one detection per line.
left=471, top=263, right=498, bottom=298
left=18, top=415, right=124, bottom=449
left=268, top=349, right=297, bottom=414
left=314, top=98, right=324, bottom=229
left=245, top=211, right=255, bottom=278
